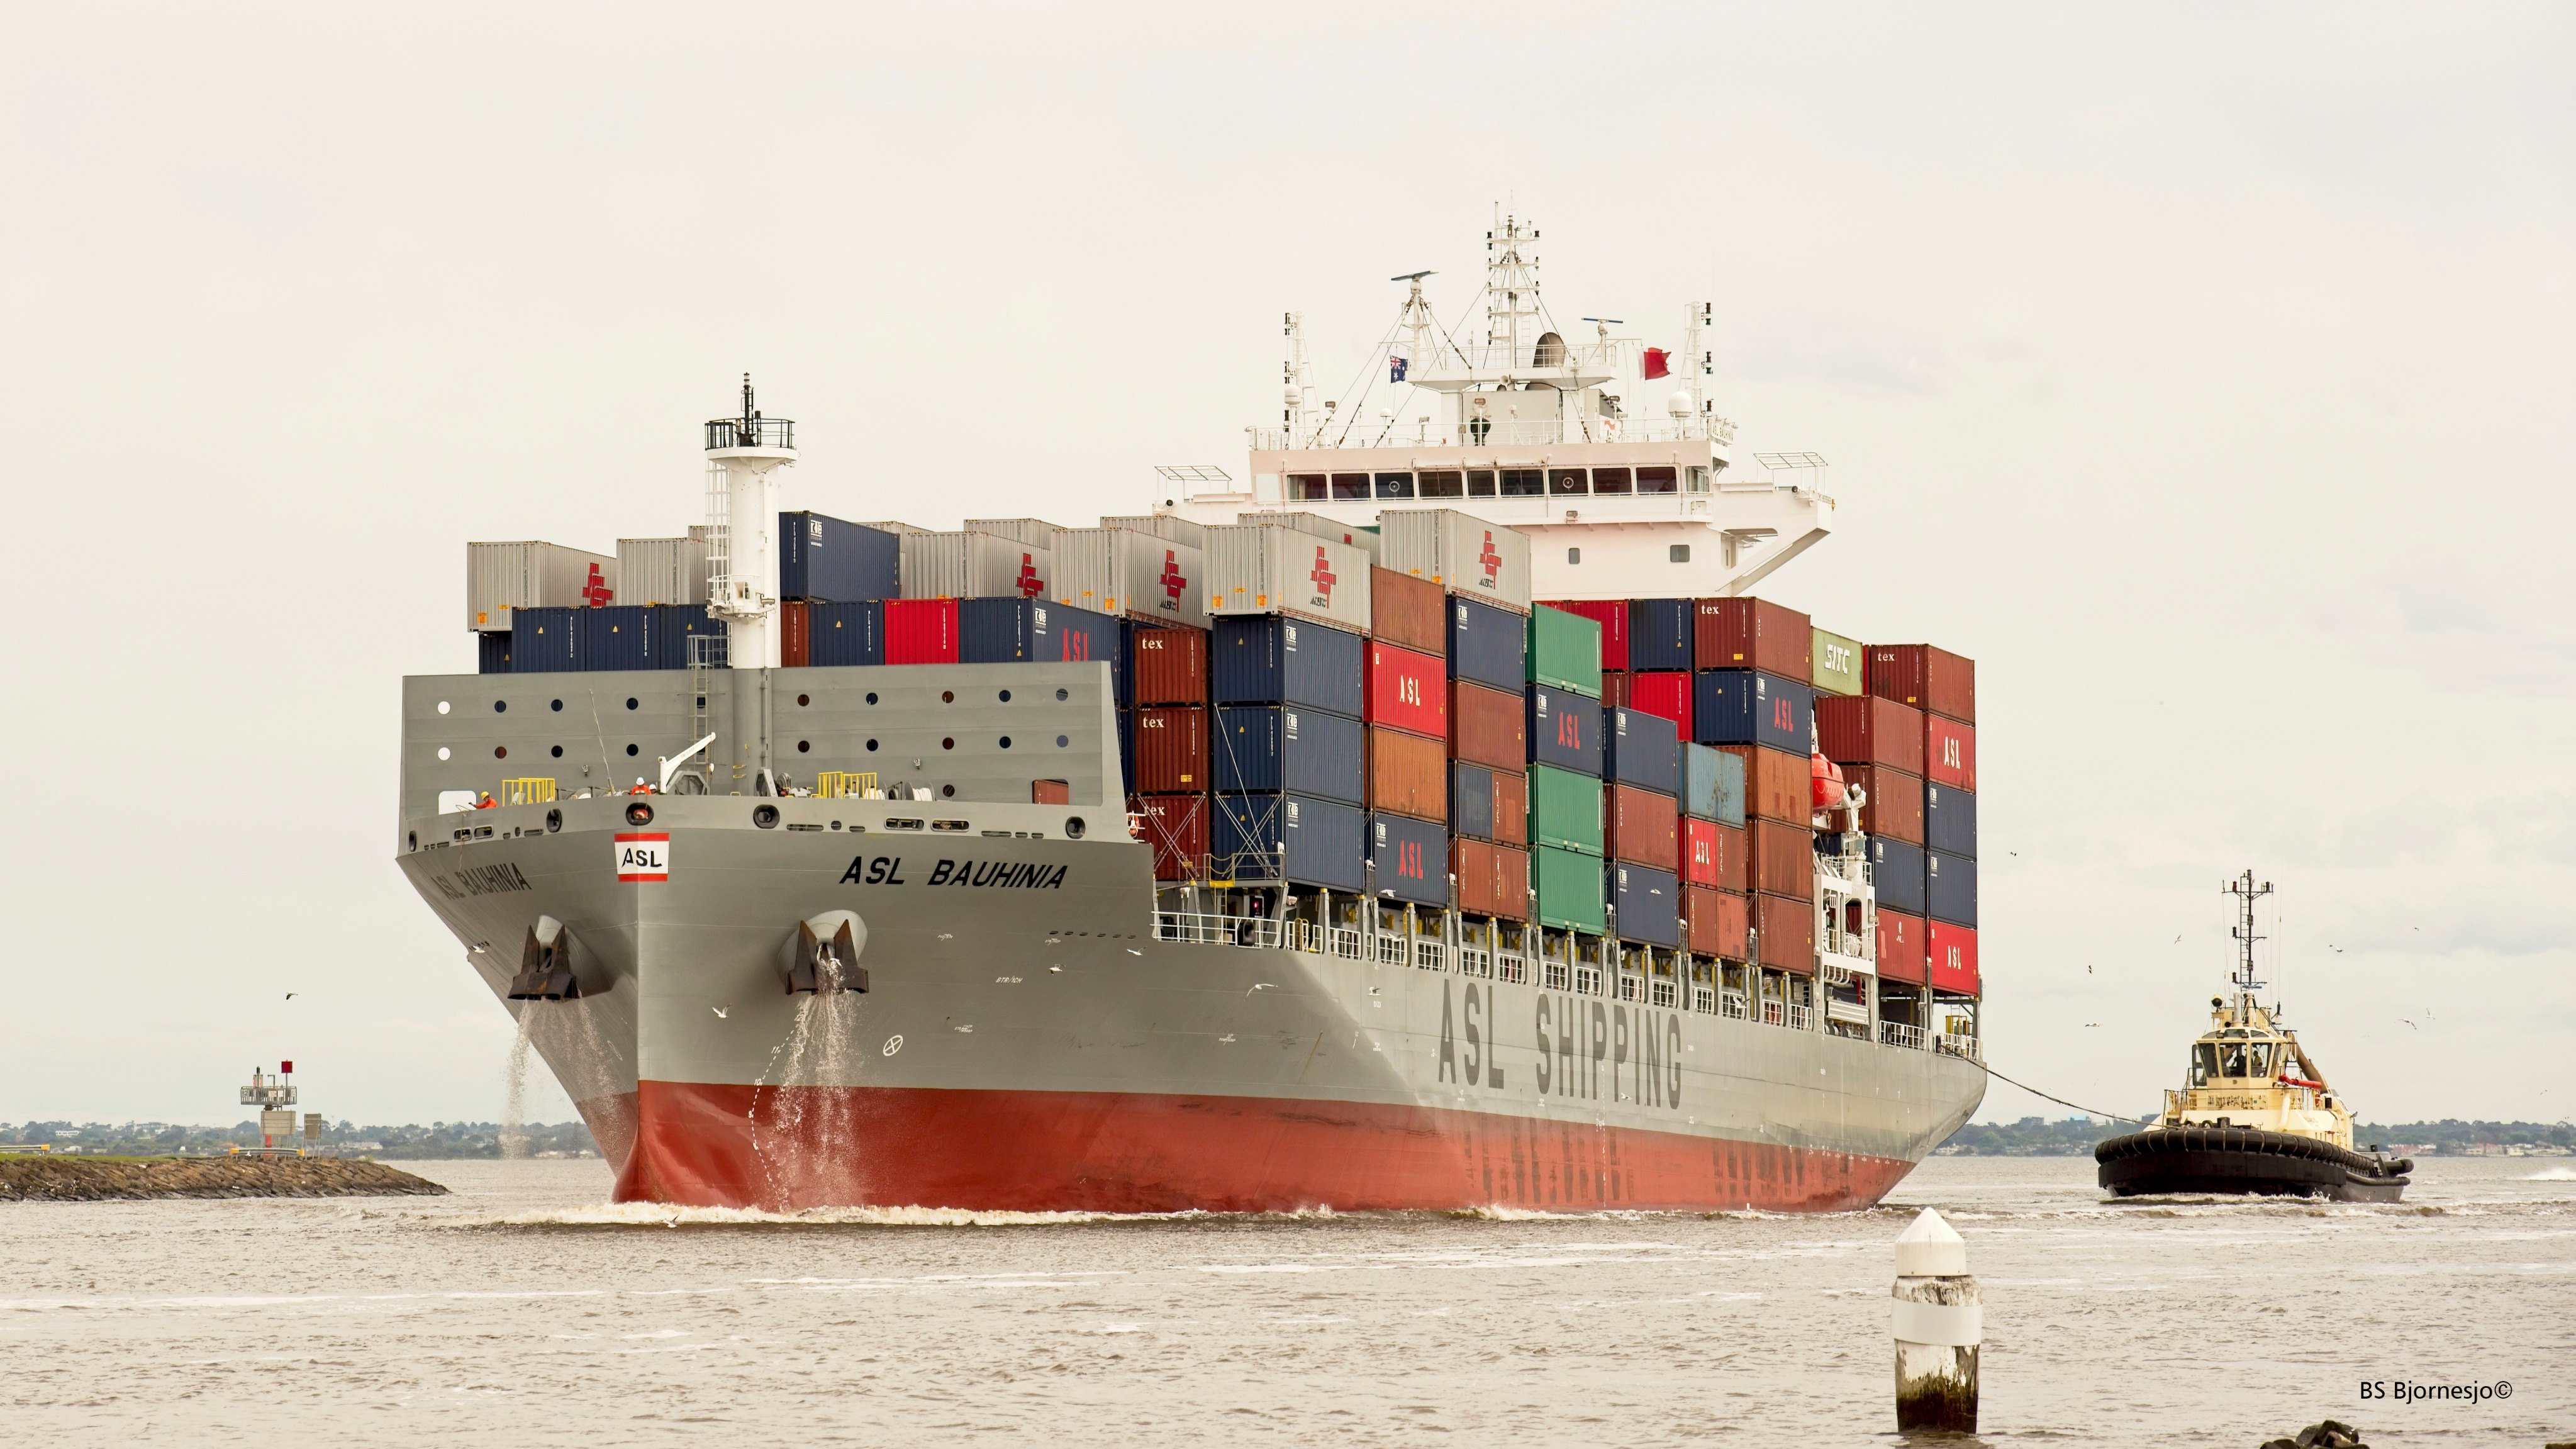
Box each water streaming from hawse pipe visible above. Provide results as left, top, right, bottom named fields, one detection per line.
left=751, top=958, right=867, bottom=1208
left=498, top=1004, right=534, bottom=1160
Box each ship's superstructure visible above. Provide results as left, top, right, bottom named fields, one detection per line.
left=402, top=221, right=1987, bottom=1212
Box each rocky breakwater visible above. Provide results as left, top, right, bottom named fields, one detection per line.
left=0, top=1156, right=447, bottom=1201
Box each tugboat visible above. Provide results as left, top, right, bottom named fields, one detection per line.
left=2095, top=873, right=2410, bottom=1203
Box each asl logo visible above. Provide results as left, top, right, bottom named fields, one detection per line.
left=581, top=562, right=615, bottom=608
left=1159, top=550, right=1188, bottom=612
left=1016, top=554, right=1042, bottom=598
left=1308, top=545, right=1337, bottom=605
left=615, top=832, right=669, bottom=883
left=1478, top=530, right=1502, bottom=586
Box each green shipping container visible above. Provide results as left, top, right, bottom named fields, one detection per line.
left=1532, top=844, right=1609, bottom=934
left=1811, top=627, right=1865, bottom=697
left=1527, top=764, right=1605, bottom=856
left=1527, top=605, right=1603, bottom=697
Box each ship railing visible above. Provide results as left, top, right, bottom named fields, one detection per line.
left=1573, top=965, right=1603, bottom=998
left=1824, top=997, right=1870, bottom=1027
left=1153, top=911, right=1284, bottom=950
left=1616, top=972, right=1644, bottom=1003
left=1542, top=961, right=1569, bottom=992
left=1495, top=954, right=1530, bottom=986
left=1328, top=927, right=1363, bottom=961
left=1650, top=978, right=1678, bottom=1009
left=1786, top=1003, right=1815, bottom=1032
left=1719, top=990, right=1749, bottom=1020
left=1936, top=1032, right=1983, bottom=1063
left=1692, top=985, right=1718, bottom=1015
left=1879, top=1021, right=1929, bottom=1051
left=1458, top=948, right=1492, bottom=980
left=1248, top=417, right=1724, bottom=452
left=1375, top=934, right=1405, bottom=968
left=1413, top=940, right=1449, bottom=973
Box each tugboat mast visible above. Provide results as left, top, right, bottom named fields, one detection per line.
left=2223, top=869, right=2272, bottom=1020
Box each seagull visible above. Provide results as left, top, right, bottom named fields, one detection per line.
left=2086, top=965, right=2093, bottom=974
left=1049, top=965, right=1064, bottom=973
left=2174, top=935, right=2182, bottom=944
left=1217, top=1034, right=1236, bottom=1043
left=2399, top=1018, right=2417, bottom=1030
left=1126, top=949, right=1142, bottom=957
left=2084, top=1022, right=2101, bottom=1028
left=1248, top=983, right=1277, bottom=995
left=711, top=1007, right=729, bottom=1019
left=284, top=993, right=297, bottom=1000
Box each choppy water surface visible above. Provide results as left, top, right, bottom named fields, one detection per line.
left=2, top=1158, right=2567, bottom=1446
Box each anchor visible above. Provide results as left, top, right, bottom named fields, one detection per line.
left=783, top=910, right=869, bottom=995
left=507, top=916, right=581, bottom=1000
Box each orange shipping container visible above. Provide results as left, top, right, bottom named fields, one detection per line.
left=1749, top=819, right=1814, bottom=899
left=1599, top=671, right=1628, bottom=709
left=1131, top=706, right=1208, bottom=793
left=1815, top=694, right=1926, bottom=775
left=1718, top=744, right=1809, bottom=824
left=1877, top=907, right=1927, bottom=984
left=1454, top=838, right=1531, bottom=920
left=1127, top=793, right=1207, bottom=881
left=1848, top=764, right=1923, bottom=846
left=1609, top=782, right=1679, bottom=871
left=1129, top=624, right=1208, bottom=705
left=1449, top=680, right=1525, bottom=771
left=1369, top=567, right=1447, bottom=656
left=781, top=600, right=811, bottom=668
left=1686, top=886, right=1749, bottom=959
left=1866, top=644, right=1975, bottom=724
left=1924, top=715, right=1977, bottom=791
left=1694, top=597, right=1812, bottom=676
left=1491, top=767, right=1529, bottom=847
left=1756, top=892, right=1815, bottom=973
left=1368, top=726, right=1448, bottom=822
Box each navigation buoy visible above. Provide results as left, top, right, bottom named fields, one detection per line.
left=1892, top=1207, right=1981, bottom=1433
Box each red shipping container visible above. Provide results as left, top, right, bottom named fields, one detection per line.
left=1366, top=642, right=1448, bottom=738
left=1625, top=670, right=1692, bottom=739
left=1685, top=886, right=1749, bottom=959
left=1719, top=744, right=1809, bottom=824
left=1927, top=920, right=1980, bottom=995
left=1370, top=567, right=1446, bottom=656
left=1867, top=644, right=1975, bottom=724
left=781, top=601, right=811, bottom=668
left=1449, top=680, right=1525, bottom=771
left=1713, top=820, right=1750, bottom=890
left=1598, top=671, right=1628, bottom=709
left=1756, top=892, right=1816, bottom=973
left=1693, top=597, right=1812, bottom=676
left=1127, top=793, right=1207, bottom=881
left=1454, top=838, right=1531, bottom=920
left=1130, top=706, right=1208, bottom=792
left=884, top=598, right=959, bottom=664
left=1130, top=624, right=1208, bottom=705
left=1683, top=817, right=1718, bottom=886
left=1878, top=907, right=1927, bottom=985
left=1749, top=819, right=1813, bottom=898
left=1608, top=783, right=1680, bottom=871
left=1848, top=764, right=1924, bottom=845
left=1368, top=726, right=1448, bottom=822
left=1815, top=695, right=1926, bottom=775
left=1032, top=779, right=1071, bottom=805
left=1543, top=599, right=1629, bottom=670
left=1924, top=715, right=1977, bottom=790
left=1491, top=768, right=1529, bottom=847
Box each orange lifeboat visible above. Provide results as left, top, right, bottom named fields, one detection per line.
left=1810, top=751, right=1848, bottom=812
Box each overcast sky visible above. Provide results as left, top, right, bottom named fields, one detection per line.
left=3, top=4, right=2568, bottom=1129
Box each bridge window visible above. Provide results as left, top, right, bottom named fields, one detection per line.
left=1288, top=474, right=1328, bottom=501
left=1636, top=466, right=1678, bottom=494
left=1669, top=544, right=1691, bottom=562
left=1417, top=471, right=1463, bottom=498
left=1499, top=469, right=1543, bottom=496
left=1374, top=473, right=1414, bottom=498
left=1548, top=468, right=1588, bottom=496
left=1592, top=467, right=1632, bottom=495
left=1466, top=470, right=1497, bottom=496
left=1566, top=547, right=1581, bottom=564
left=1329, top=473, right=1369, bottom=500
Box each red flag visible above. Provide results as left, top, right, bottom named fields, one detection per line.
left=1642, top=347, right=1671, bottom=380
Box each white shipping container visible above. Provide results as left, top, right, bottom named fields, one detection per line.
left=1099, top=514, right=1209, bottom=547
left=900, top=531, right=1051, bottom=600
left=1052, top=529, right=1210, bottom=629
left=466, top=540, right=616, bottom=631
left=1203, top=525, right=1373, bottom=633
left=615, top=535, right=710, bottom=607
left=857, top=520, right=935, bottom=535
left=963, top=517, right=1071, bottom=548
left=1378, top=508, right=1533, bottom=613
left=1235, top=511, right=1381, bottom=560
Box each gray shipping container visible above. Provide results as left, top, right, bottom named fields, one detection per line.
left=856, top=520, right=937, bottom=535
left=615, top=534, right=709, bottom=607
left=1234, top=511, right=1382, bottom=560
left=1204, top=525, right=1374, bottom=633
left=466, top=540, right=616, bottom=632
left=1100, top=514, right=1210, bottom=547
left=964, top=517, right=1072, bottom=548
left=900, top=532, right=1052, bottom=600
left=1051, top=528, right=1211, bottom=629
left=1378, top=508, right=1532, bottom=613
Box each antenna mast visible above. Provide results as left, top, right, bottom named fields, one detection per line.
left=2223, top=870, right=2272, bottom=1009
left=1484, top=210, right=1541, bottom=363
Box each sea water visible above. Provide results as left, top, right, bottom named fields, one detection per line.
left=0, top=1158, right=2566, bottom=1446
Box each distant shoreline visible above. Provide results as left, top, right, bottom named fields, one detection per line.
left=0, top=1156, right=448, bottom=1202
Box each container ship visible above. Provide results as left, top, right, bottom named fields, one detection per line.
left=401, top=218, right=1987, bottom=1212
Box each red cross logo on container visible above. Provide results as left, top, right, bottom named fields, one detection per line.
left=1159, top=551, right=1188, bottom=612
left=1308, top=545, right=1336, bottom=606
left=1477, top=530, right=1502, bottom=588
left=1015, top=554, right=1041, bottom=598
left=581, top=562, right=615, bottom=608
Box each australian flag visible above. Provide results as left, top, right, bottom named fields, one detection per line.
left=1389, top=354, right=1408, bottom=383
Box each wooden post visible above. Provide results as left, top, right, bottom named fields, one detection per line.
left=1892, top=1207, right=1981, bottom=1433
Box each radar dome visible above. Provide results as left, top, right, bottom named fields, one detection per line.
left=1666, top=389, right=1694, bottom=418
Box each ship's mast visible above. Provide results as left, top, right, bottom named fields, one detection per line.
left=1484, top=211, right=1541, bottom=361
left=2223, top=870, right=2272, bottom=1021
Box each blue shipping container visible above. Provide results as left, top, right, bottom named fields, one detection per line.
left=1369, top=812, right=1451, bottom=905
left=657, top=605, right=720, bottom=669
left=1925, top=783, right=1978, bottom=859
left=1451, top=761, right=1495, bottom=841
left=1868, top=836, right=1927, bottom=915
left=779, top=512, right=900, bottom=602
left=477, top=632, right=511, bottom=674
left=1609, top=862, right=1683, bottom=948
left=808, top=601, right=884, bottom=666
left=1527, top=688, right=1603, bottom=776
left=1212, top=705, right=1366, bottom=803
left=1926, top=850, right=1978, bottom=927
left=960, top=598, right=1125, bottom=700
left=1211, top=616, right=1365, bottom=715
left=1447, top=595, right=1526, bottom=692
left=1693, top=669, right=1816, bottom=753
left=1213, top=792, right=1367, bottom=892
left=1115, top=708, right=1135, bottom=795
left=582, top=605, right=659, bottom=670
left=1603, top=705, right=1681, bottom=796
left=511, top=607, right=581, bottom=672
left=1685, top=742, right=1745, bottom=825
left=1627, top=598, right=1693, bottom=671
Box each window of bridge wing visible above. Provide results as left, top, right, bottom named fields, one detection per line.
left=2219, top=1041, right=2251, bottom=1078
left=1548, top=468, right=1588, bottom=496
left=1374, top=472, right=1415, bottom=499
left=1288, top=474, right=1329, bottom=501
left=1330, top=473, right=1369, bottom=500
left=1416, top=471, right=1463, bottom=498
left=2193, top=1043, right=2217, bottom=1085
left=1591, top=467, right=1632, bottom=495
left=1466, top=470, right=1497, bottom=496
left=1636, top=466, right=1678, bottom=494
left=1498, top=468, right=1543, bottom=496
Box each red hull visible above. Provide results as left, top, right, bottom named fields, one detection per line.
left=611, top=1080, right=1915, bottom=1214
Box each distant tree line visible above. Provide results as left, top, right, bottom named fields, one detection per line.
left=1938, top=1117, right=2576, bottom=1156
left=0, top=1120, right=601, bottom=1160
